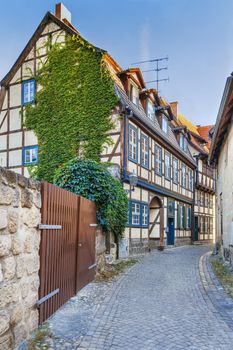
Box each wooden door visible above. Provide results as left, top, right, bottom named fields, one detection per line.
left=76, top=196, right=97, bottom=292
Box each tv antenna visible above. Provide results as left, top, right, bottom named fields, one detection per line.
left=131, top=56, right=169, bottom=92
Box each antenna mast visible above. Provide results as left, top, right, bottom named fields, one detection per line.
left=131, top=56, right=169, bottom=92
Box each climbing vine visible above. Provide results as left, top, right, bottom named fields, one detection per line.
left=25, top=34, right=118, bottom=181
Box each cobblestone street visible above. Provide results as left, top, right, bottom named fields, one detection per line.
left=45, top=246, right=233, bottom=349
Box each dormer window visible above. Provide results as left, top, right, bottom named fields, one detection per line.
left=130, top=83, right=139, bottom=106
left=147, top=100, right=154, bottom=121
left=180, top=134, right=188, bottom=151
left=162, top=115, right=168, bottom=134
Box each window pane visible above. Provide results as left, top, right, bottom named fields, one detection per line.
left=173, top=158, right=178, bottom=183
left=132, top=85, right=139, bottom=106
left=142, top=205, right=148, bottom=226
left=165, top=153, right=171, bottom=179
left=155, top=146, right=162, bottom=175
left=31, top=148, right=38, bottom=163
left=129, top=126, right=137, bottom=161
left=24, top=147, right=38, bottom=165
left=180, top=135, right=184, bottom=149
left=141, top=135, right=149, bottom=168
left=23, top=80, right=35, bottom=104
left=162, top=116, right=168, bottom=133
left=25, top=150, right=31, bottom=164
left=132, top=203, right=140, bottom=225
left=147, top=101, right=154, bottom=121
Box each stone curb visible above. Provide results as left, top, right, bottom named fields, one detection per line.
left=199, top=251, right=233, bottom=330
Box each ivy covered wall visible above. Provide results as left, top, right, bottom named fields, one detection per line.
left=25, top=35, right=119, bottom=181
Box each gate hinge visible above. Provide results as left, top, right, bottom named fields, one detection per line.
left=36, top=288, right=60, bottom=307
left=38, top=224, right=62, bottom=230
left=88, top=263, right=97, bottom=270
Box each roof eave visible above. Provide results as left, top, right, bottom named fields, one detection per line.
left=0, top=11, right=105, bottom=87
left=209, top=75, right=233, bottom=163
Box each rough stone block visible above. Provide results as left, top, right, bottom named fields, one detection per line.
left=0, top=331, right=13, bottom=350
left=10, top=305, right=23, bottom=327
left=0, top=236, right=11, bottom=257
left=24, top=292, right=38, bottom=309
left=2, top=256, right=16, bottom=280
left=8, top=209, right=19, bottom=233
left=12, top=188, right=20, bottom=208
left=33, top=191, right=42, bottom=209
left=22, top=208, right=40, bottom=228
left=24, top=234, right=34, bottom=253
left=0, top=185, right=13, bottom=205
left=0, top=283, right=20, bottom=308
left=16, top=256, right=25, bottom=279
left=13, top=322, right=28, bottom=348
left=21, top=188, right=33, bottom=208
left=0, top=263, right=3, bottom=282
left=27, top=310, right=39, bottom=333
left=0, top=209, right=7, bottom=230
left=17, top=174, right=28, bottom=188
left=12, top=235, right=23, bottom=255
left=0, top=168, right=16, bottom=187
left=0, top=311, right=10, bottom=336
left=25, top=254, right=39, bottom=275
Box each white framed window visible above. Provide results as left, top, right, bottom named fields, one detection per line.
left=173, top=157, right=179, bottom=183
left=22, top=79, right=35, bottom=105
left=23, top=146, right=38, bottom=165
left=180, top=134, right=188, bottom=151
left=164, top=152, right=171, bottom=180
left=131, top=202, right=140, bottom=226
left=162, top=116, right=168, bottom=134
left=147, top=100, right=154, bottom=121
left=129, top=125, right=138, bottom=162
left=141, top=134, right=149, bottom=168
left=188, top=169, right=193, bottom=190
left=142, top=204, right=149, bottom=226
left=182, top=164, right=186, bottom=188
left=131, top=83, right=139, bottom=106
left=155, top=145, right=162, bottom=175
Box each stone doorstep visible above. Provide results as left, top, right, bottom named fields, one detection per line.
left=199, top=251, right=233, bottom=330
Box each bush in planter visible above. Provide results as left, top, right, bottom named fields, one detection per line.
left=54, top=158, right=128, bottom=240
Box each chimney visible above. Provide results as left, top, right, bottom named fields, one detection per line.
left=170, top=101, right=178, bottom=120
left=55, top=3, right=72, bottom=24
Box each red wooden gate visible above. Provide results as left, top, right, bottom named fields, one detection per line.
left=38, top=182, right=97, bottom=324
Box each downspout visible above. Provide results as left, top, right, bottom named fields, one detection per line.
left=192, top=154, right=199, bottom=242
left=122, top=110, right=128, bottom=180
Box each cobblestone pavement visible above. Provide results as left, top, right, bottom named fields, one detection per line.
left=44, top=246, right=233, bottom=349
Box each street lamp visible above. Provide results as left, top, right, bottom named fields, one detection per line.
left=129, top=171, right=138, bottom=191
left=125, top=171, right=138, bottom=194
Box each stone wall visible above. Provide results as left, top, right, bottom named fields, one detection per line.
left=96, top=226, right=106, bottom=273
left=0, top=168, right=41, bottom=350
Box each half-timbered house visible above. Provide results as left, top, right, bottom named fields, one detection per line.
left=0, top=3, right=215, bottom=255
left=209, top=73, right=233, bottom=259
left=172, top=112, right=215, bottom=243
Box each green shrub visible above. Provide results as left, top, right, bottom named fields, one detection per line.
left=54, top=158, right=128, bottom=239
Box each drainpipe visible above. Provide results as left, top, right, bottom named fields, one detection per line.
left=192, top=154, right=200, bottom=242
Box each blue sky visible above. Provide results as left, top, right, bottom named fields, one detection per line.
left=0, top=0, right=232, bottom=125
